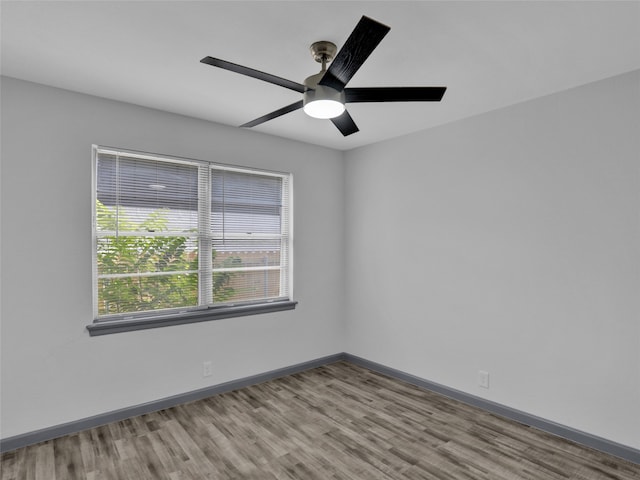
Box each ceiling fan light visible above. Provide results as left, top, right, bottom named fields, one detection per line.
left=303, top=83, right=346, bottom=119
left=303, top=99, right=345, bottom=119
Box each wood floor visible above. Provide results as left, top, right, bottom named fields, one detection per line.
left=2, top=362, right=639, bottom=480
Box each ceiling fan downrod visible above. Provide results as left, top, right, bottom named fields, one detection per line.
left=303, top=41, right=345, bottom=119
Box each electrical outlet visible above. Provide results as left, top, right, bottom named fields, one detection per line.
left=478, top=370, right=490, bottom=389
left=203, top=361, right=213, bottom=377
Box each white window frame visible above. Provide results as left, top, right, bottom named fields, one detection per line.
left=88, top=145, right=295, bottom=336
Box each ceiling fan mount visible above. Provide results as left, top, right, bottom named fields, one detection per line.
left=309, top=41, right=338, bottom=66
left=200, top=16, right=446, bottom=137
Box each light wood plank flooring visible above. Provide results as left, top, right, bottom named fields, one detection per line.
left=2, top=361, right=639, bottom=479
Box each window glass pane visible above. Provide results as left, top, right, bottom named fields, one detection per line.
left=209, top=169, right=288, bottom=306
left=213, top=242, right=281, bottom=269
left=97, top=236, right=198, bottom=275
left=211, top=170, right=283, bottom=235
left=97, top=274, right=198, bottom=315
left=210, top=239, right=284, bottom=304
left=98, top=155, right=199, bottom=210
left=95, top=205, right=198, bottom=234
left=97, top=155, right=198, bottom=234
left=212, top=270, right=282, bottom=303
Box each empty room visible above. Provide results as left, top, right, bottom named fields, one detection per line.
left=1, top=1, right=639, bottom=479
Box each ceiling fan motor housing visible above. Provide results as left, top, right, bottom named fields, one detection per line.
left=303, top=71, right=346, bottom=118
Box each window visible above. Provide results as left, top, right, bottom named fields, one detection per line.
left=88, top=146, right=295, bottom=335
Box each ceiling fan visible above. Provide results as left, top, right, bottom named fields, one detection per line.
left=200, top=15, right=446, bottom=137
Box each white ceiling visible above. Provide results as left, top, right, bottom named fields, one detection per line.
left=2, top=1, right=639, bottom=151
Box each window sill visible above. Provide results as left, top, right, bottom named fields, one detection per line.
left=86, top=300, right=298, bottom=336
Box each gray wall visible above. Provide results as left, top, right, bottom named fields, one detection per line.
left=344, top=70, right=640, bottom=449
left=0, top=77, right=346, bottom=438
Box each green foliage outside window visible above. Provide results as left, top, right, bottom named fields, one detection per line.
left=96, top=201, right=237, bottom=315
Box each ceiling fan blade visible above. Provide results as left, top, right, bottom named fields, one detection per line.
left=201, top=57, right=306, bottom=93
left=240, top=100, right=303, bottom=128
left=331, top=110, right=359, bottom=136
left=345, top=86, right=447, bottom=103
left=319, top=16, right=390, bottom=91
